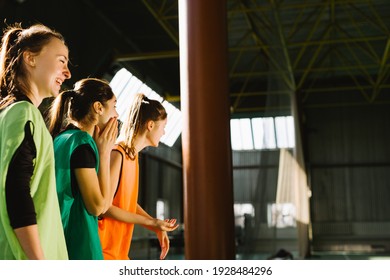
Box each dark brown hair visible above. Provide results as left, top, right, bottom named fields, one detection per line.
left=48, top=78, right=115, bottom=138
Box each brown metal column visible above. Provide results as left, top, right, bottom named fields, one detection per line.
left=179, top=0, right=235, bottom=259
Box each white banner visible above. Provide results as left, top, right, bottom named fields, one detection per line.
left=1, top=260, right=388, bottom=280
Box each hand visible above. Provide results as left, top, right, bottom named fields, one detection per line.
left=93, top=117, right=118, bottom=157
left=156, top=219, right=179, bottom=260
left=157, top=230, right=170, bottom=260
left=153, top=218, right=179, bottom=232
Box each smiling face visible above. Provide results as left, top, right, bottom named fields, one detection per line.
left=27, top=37, right=71, bottom=100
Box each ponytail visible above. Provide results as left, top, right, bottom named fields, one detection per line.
left=47, top=78, right=115, bottom=138
left=48, top=90, right=75, bottom=138
left=0, top=25, right=24, bottom=107
left=121, top=93, right=144, bottom=160
left=120, top=93, right=167, bottom=160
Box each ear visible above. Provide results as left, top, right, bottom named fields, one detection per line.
left=23, top=51, right=36, bottom=67
left=93, top=101, right=103, bottom=115
left=147, top=120, right=154, bottom=131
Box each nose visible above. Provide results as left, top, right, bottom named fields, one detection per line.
left=64, top=64, right=71, bottom=79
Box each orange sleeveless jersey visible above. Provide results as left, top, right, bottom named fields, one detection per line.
left=98, top=144, right=139, bottom=260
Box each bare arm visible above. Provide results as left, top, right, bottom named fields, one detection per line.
left=75, top=118, right=118, bottom=216
left=102, top=205, right=178, bottom=231
left=14, top=225, right=44, bottom=260
left=101, top=150, right=178, bottom=232
left=74, top=168, right=107, bottom=216
left=136, top=204, right=177, bottom=232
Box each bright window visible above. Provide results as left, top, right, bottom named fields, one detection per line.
left=267, top=203, right=296, bottom=228
left=275, top=116, right=295, bottom=148
left=156, top=199, right=169, bottom=220
left=231, top=116, right=295, bottom=150
left=234, top=203, right=255, bottom=228
left=109, top=68, right=182, bottom=147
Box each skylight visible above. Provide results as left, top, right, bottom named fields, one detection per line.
left=231, top=116, right=295, bottom=150
left=109, top=68, right=182, bottom=147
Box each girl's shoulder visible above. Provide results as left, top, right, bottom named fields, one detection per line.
left=61, top=128, right=91, bottom=140
left=1, top=100, right=39, bottom=119
left=55, top=129, right=96, bottom=150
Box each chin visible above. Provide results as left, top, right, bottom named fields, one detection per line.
left=51, top=89, right=60, bottom=98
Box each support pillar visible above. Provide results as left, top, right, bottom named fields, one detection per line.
left=179, top=0, right=235, bottom=259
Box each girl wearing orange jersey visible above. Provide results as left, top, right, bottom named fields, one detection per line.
left=98, top=93, right=178, bottom=260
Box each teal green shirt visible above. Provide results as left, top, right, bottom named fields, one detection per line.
left=54, top=129, right=103, bottom=260
left=0, top=101, right=68, bottom=259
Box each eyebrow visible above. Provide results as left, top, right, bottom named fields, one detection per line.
left=58, top=54, right=69, bottom=62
